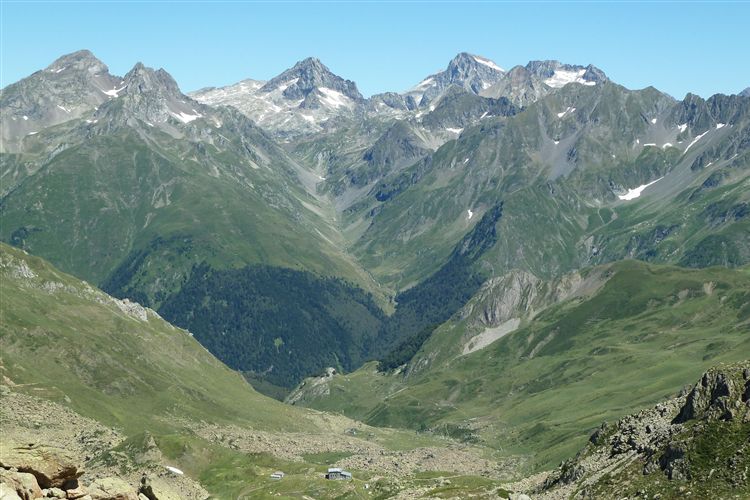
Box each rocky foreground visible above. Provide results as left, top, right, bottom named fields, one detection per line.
left=0, top=389, right=205, bottom=500
left=2, top=361, right=749, bottom=499
left=510, top=360, right=750, bottom=499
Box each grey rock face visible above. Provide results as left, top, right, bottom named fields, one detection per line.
left=261, top=57, right=363, bottom=102
left=542, top=361, right=750, bottom=497
left=479, top=65, right=548, bottom=106
left=405, top=52, right=505, bottom=107
left=740, top=87, right=750, bottom=97
left=0, top=49, right=122, bottom=150
left=105, top=62, right=208, bottom=129
left=524, top=60, right=607, bottom=85
left=674, top=366, right=743, bottom=422
left=367, top=92, right=418, bottom=112
left=362, top=120, right=431, bottom=173
left=191, top=57, right=364, bottom=138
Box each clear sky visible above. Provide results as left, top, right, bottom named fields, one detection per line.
left=2, top=1, right=748, bottom=98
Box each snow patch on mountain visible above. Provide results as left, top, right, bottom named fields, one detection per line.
left=170, top=110, right=202, bottom=123
left=415, top=77, right=435, bottom=89
left=618, top=177, right=663, bottom=201
left=102, top=86, right=126, bottom=97
left=319, top=87, right=351, bottom=109
left=685, top=130, right=709, bottom=152
left=545, top=69, right=596, bottom=88
left=473, top=56, right=504, bottom=72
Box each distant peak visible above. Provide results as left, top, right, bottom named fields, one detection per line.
left=450, top=52, right=475, bottom=63
left=448, top=52, right=504, bottom=73
left=46, top=49, right=108, bottom=74
left=294, top=57, right=324, bottom=68
left=287, top=57, right=337, bottom=79
left=525, top=60, right=608, bottom=87
left=740, top=87, right=750, bottom=97
left=123, top=62, right=182, bottom=96
left=261, top=56, right=362, bottom=101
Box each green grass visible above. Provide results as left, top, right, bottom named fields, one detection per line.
left=1, top=243, right=503, bottom=498
left=0, top=246, right=313, bottom=437
left=580, top=419, right=750, bottom=499
left=301, top=451, right=354, bottom=466
left=295, top=260, right=750, bottom=473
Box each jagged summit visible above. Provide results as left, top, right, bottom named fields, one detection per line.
left=122, top=62, right=183, bottom=97
left=447, top=52, right=504, bottom=74
left=0, top=49, right=122, bottom=149
left=405, top=52, right=506, bottom=106
left=525, top=59, right=608, bottom=87
left=740, top=87, right=750, bottom=97
left=90, top=61, right=214, bottom=130
left=192, top=56, right=363, bottom=136
left=260, top=56, right=363, bottom=102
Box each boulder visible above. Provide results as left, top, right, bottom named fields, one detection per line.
left=87, top=478, right=138, bottom=500
left=0, top=469, right=42, bottom=500
left=45, top=488, right=66, bottom=498
left=0, top=443, right=82, bottom=489
left=675, top=368, right=735, bottom=423
left=0, top=483, right=23, bottom=500
left=65, top=486, right=87, bottom=499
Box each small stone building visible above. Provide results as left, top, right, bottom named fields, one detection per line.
left=325, top=467, right=352, bottom=480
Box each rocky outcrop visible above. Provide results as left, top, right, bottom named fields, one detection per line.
left=0, top=388, right=207, bottom=500
left=535, top=361, right=750, bottom=499
left=0, top=443, right=82, bottom=489
left=456, top=266, right=608, bottom=355
left=0, top=469, right=42, bottom=500
left=674, top=365, right=748, bottom=423
left=87, top=478, right=139, bottom=500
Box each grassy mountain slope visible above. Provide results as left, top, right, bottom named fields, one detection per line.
left=290, top=261, right=750, bottom=471
left=0, top=242, right=308, bottom=434
left=0, top=109, right=370, bottom=307
left=341, top=84, right=749, bottom=290
left=1, top=242, right=519, bottom=498
left=159, top=203, right=503, bottom=389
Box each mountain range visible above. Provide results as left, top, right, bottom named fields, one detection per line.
left=2, top=49, right=748, bottom=390
left=1, top=48, right=748, bottom=498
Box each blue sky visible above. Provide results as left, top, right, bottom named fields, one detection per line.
left=2, top=1, right=748, bottom=98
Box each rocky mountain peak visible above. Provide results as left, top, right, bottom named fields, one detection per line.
left=0, top=49, right=123, bottom=150
left=447, top=52, right=504, bottom=75
left=406, top=52, right=506, bottom=106
left=260, top=57, right=363, bottom=101
left=740, top=87, right=750, bottom=97
left=122, top=62, right=182, bottom=97
left=582, top=64, right=608, bottom=84
left=101, top=62, right=210, bottom=128
left=525, top=60, right=607, bottom=88
left=44, top=49, right=109, bottom=75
